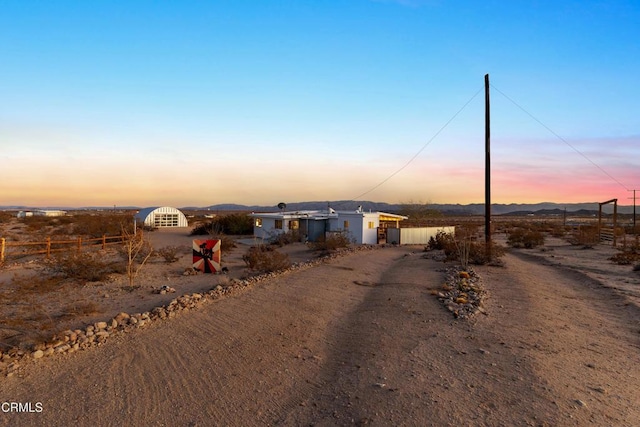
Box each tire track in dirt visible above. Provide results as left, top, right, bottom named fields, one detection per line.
left=2, top=247, right=640, bottom=426
left=478, top=253, right=640, bottom=426
left=0, top=246, right=411, bottom=427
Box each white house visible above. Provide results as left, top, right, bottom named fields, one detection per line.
left=135, top=206, right=189, bottom=228
left=17, top=210, right=66, bottom=218
left=250, top=208, right=407, bottom=245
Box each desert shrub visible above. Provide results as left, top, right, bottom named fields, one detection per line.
left=427, top=231, right=451, bottom=250
left=270, top=230, right=301, bottom=247
left=217, top=235, right=237, bottom=252
left=609, top=241, right=640, bottom=265
left=190, top=222, right=214, bottom=236
left=191, top=213, right=253, bottom=236
left=59, top=301, right=101, bottom=318
left=398, top=201, right=443, bottom=226
left=72, top=213, right=133, bottom=238
left=447, top=240, right=504, bottom=267
left=217, top=213, right=254, bottom=235
left=21, top=215, right=68, bottom=231
left=310, top=233, right=352, bottom=252
left=0, top=211, right=15, bottom=222
left=567, top=226, right=599, bottom=248
left=548, top=224, right=567, bottom=238
left=436, top=229, right=504, bottom=267
left=634, top=263, right=640, bottom=272
left=609, top=252, right=640, bottom=265
left=120, top=229, right=154, bottom=287
left=156, top=245, right=181, bottom=263
left=45, top=252, right=121, bottom=283
left=242, top=245, right=291, bottom=273
left=507, top=228, right=545, bottom=249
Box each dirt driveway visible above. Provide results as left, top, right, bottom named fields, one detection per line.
left=1, top=245, right=640, bottom=426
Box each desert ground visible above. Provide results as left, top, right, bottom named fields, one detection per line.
left=1, top=225, right=640, bottom=426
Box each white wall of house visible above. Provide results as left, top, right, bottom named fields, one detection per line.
left=329, top=212, right=380, bottom=244
left=386, top=226, right=456, bottom=245
left=253, top=217, right=276, bottom=240
left=252, top=215, right=301, bottom=240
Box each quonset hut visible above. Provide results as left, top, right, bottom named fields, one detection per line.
left=135, top=206, right=188, bottom=228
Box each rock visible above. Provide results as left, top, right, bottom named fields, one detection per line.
left=55, top=344, right=70, bottom=353
left=95, top=321, right=108, bottom=330
left=575, top=399, right=587, bottom=407
left=32, top=350, right=44, bottom=359
left=115, top=312, right=130, bottom=322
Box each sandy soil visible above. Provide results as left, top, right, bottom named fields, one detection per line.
left=1, top=230, right=640, bottom=426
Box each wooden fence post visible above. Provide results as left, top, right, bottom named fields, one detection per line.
left=1, top=238, right=5, bottom=263
left=77, top=237, right=82, bottom=252
left=102, top=235, right=106, bottom=250
left=46, top=237, right=51, bottom=258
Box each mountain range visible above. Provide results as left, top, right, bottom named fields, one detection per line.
left=2, top=201, right=634, bottom=215
left=193, top=201, right=634, bottom=216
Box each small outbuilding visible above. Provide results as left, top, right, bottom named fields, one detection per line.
left=135, top=206, right=189, bottom=228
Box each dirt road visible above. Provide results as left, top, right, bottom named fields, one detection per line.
left=2, top=246, right=640, bottom=426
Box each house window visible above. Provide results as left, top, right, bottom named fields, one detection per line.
left=290, top=220, right=299, bottom=230
left=255, top=218, right=262, bottom=227
left=275, top=219, right=283, bottom=229
left=368, top=221, right=375, bottom=229
left=343, top=220, right=349, bottom=229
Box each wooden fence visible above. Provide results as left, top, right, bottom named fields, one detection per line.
left=0, top=233, right=134, bottom=263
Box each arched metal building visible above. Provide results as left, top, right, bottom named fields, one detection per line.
left=135, top=206, right=189, bottom=228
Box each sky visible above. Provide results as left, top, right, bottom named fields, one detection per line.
left=1, top=0, right=639, bottom=208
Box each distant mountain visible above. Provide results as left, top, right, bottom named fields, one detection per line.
left=502, top=208, right=600, bottom=217
left=199, top=201, right=634, bottom=215
left=202, top=200, right=399, bottom=213
left=1, top=201, right=633, bottom=215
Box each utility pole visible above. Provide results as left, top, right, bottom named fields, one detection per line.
left=484, top=74, right=491, bottom=261
left=629, top=190, right=637, bottom=233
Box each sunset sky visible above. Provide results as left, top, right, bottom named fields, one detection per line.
left=1, top=1, right=638, bottom=208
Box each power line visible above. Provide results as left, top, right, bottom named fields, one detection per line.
left=339, top=85, right=484, bottom=205
left=490, top=84, right=630, bottom=192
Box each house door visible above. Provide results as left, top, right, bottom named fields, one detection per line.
left=377, top=226, right=387, bottom=244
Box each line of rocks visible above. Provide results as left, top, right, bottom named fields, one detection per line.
left=0, top=244, right=380, bottom=378
left=435, top=266, right=487, bottom=319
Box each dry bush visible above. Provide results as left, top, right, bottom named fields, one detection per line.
left=507, top=228, right=545, bottom=248
left=214, top=235, right=237, bottom=252
left=45, top=252, right=121, bottom=283
left=120, top=228, right=153, bottom=287
left=156, top=245, right=181, bottom=263
left=432, top=228, right=503, bottom=266
left=310, top=233, right=353, bottom=252
left=568, top=226, right=599, bottom=248
left=190, top=213, right=253, bottom=236
left=58, top=301, right=102, bottom=319
left=270, top=230, right=301, bottom=247
left=20, top=215, right=73, bottom=232
left=72, top=213, right=133, bottom=238
left=242, top=245, right=291, bottom=273
left=0, top=274, right=104, bottom=350
left=427, top=231, right=451, bottom=250
left=610, top=240, right=640, bottom=265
